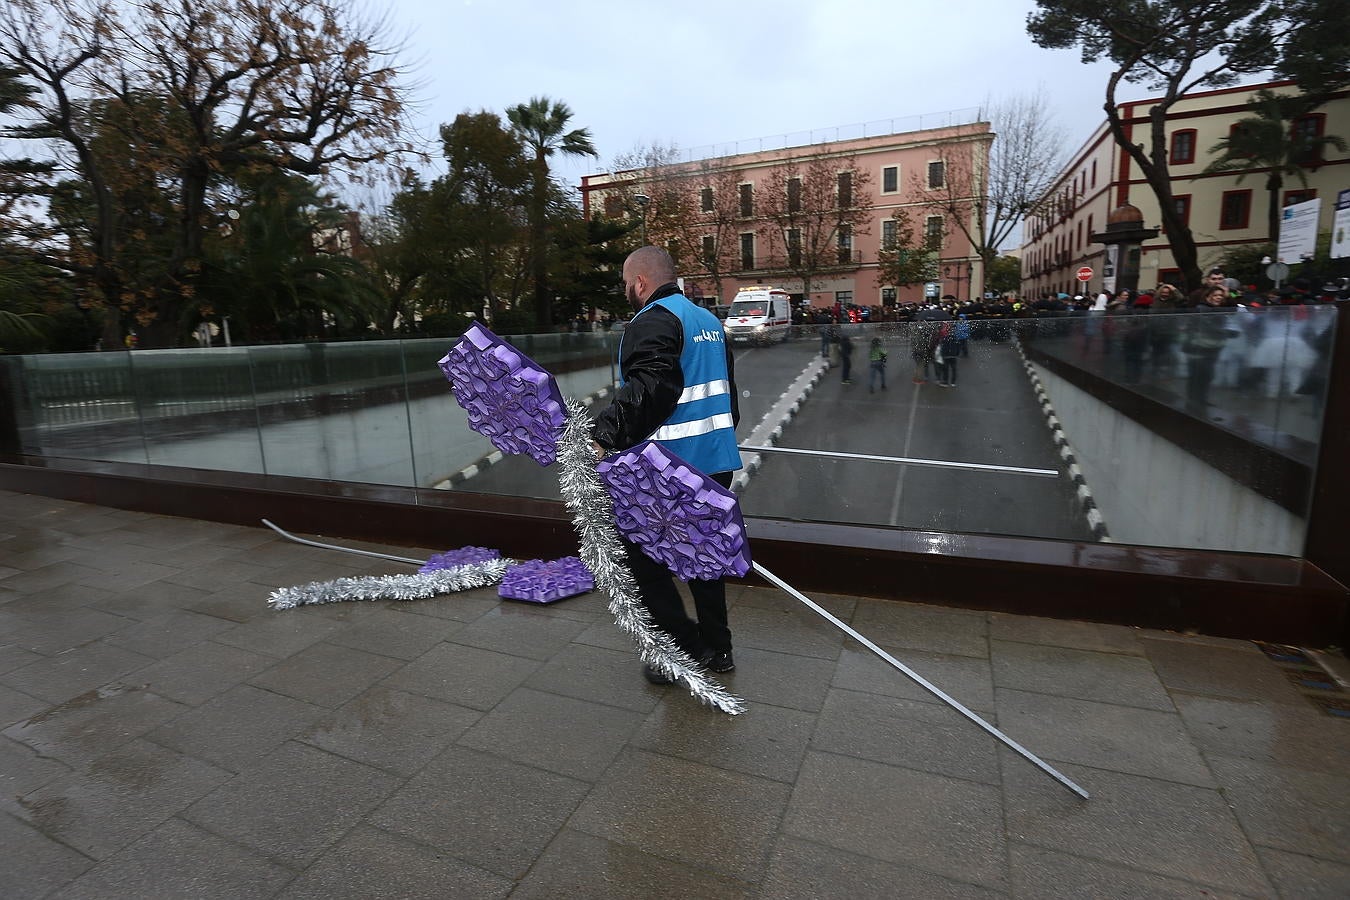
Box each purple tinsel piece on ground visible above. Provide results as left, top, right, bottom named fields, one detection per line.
left=418, top=546, right=501, bottom=574
left=498, top=556, right=595, bottom=604
left=439, top=323, right=567, bottom=466
left=598, top=441, right=752, bottom=581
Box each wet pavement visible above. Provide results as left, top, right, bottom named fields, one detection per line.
left=2, top=489, right=1348, bottom=898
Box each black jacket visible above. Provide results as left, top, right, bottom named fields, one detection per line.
left=591, top=283, right=739, bottom=452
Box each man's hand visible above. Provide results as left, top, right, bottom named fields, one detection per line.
left=590, top=441, right=607, bottom=461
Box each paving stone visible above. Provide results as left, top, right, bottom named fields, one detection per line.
left=3, top=608, right=133, bottom=656
left=1009, top=842, right=1250, bottom=899
left=160, top=558, right=278, bottom=592
left=631, top=692, right=814, bottom=783
left=1255, top=847, right=1350, bottom=900
left=247, top=641, right=401, bottom=708
left=511, top=828, right=754, bottom=899
left=811, top=687, right=1000, bottom=785
left=0, top=734, right=72, bottom=797
left=1140, top=638, right=1302, bottom=704
left=996, top=688, right=1214, bottom=787
left=370, top=744, right=590, bottom=880
left=1205, top=753, right=1350, bottom=865
left=0, top=808, right=94, bottom=900
left=0, top=562, right=104, bottom=594
left=2, top=582, right=112, bottom=616
left=732, top=584, right=858, bottom=621
left=324, top=607, right=463, bottom=660
left=183, top=584, right=277, bottom=623
left=90, top=579, right=214, bottom=621
left=850, top=598, right=989, bottom=658
left=726, top=602, right=845, bottom=660
left=277, top=824, right=512, bottom=899
left=299, top=686, right=480, bottom=777
left=393, top=589, right=501, bottom=623
left=1173, top=694, right=1350, bottom=777
left=74, top=558, right=185, bottom=592
left=721, top=645, right=836, bottom=713
left=184, top=740, right=399, bottom=868
left=570, top=616, right=640, bottom=652
left=210, top=608, right=347, bottom=658
left=0, top=543, right=83, bottom=571
left=103, top=610, right=237, bottom=659
left=1002, top=759, right=1271, bottom=894
left=990, top=639, right=1173, bottom=710
left=570, top=747, right=791, bottom=884
left=832, top=643, right=996, bottom=713
left=446, top=604, right=592, bottom=661
left=382, top=642, right=539, bottom=710
left=8, top=738, right=231, bottom=860
left=524, top=642, right=663, bottom=713
left=147, top=684, right=327, bottom=773
left=0, top=643, right=156, bottom=705
left=760, top=835, right=1003, bottom=900
left=988, top=612, right=1145, bottom=655
left=458, top=687, right=644, bottom=781
left=0, top=683, right=49, bottom=729
left=132, top=641, right=277, bottom=706
left=4, top=684, right=187, bottom=768
left=51, top=815, right=292, bottom=900
left=783, top=750, right=1007, bottom=891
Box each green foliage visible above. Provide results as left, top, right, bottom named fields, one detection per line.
left=875, top=212, right=936, bottom=289
left=985, top=255, right=1023, bottom=296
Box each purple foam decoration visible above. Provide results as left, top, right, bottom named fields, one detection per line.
left=439, top=323, right=567, bottom=466
left=499, top=556, right=595, bottom=604
left=598, top=441, right=752, bottom=581
left=418, top=546, right=501, bottom=574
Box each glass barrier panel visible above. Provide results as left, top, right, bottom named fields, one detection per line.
left=5, top=350, right=149, bottom=464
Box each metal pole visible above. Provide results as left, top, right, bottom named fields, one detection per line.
left=751, top=561, right=1090, bottom=800
left=737, top=444, right=1059, bottom=477
left=261, top=519, right=425, bottom=566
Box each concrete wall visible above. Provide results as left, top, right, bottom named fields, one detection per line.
left=1034, top=363, right=1305, bottom=556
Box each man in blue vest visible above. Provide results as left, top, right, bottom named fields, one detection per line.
left=591, top=246, right=742, bottom=684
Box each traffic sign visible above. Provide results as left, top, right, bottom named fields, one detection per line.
left=1076, top=266, right=1093, bottom=282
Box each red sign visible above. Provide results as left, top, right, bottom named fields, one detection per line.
left=1076, top=266, right=1093, bottom=282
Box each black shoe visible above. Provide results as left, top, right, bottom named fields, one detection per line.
left=701, top=650, right=735, bottom=673
left=642, top=664, right=675, bottom=685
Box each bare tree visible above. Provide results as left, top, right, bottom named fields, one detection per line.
left=910, top=95, right=1062, bottom=298
left=760, top=153, right=872, bottom=304
left=0, top=0, right=413, bottom=347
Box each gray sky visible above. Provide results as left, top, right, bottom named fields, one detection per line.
left=388, top=0, right=1127, bottom=183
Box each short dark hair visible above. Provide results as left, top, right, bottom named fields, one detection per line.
left=1207, top=267, right=1225, bottom=276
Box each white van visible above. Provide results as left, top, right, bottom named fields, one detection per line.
left=723, top=286, right=791, bottom=345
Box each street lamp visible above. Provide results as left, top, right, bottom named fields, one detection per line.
left=633, top=193, right=650, bottom=245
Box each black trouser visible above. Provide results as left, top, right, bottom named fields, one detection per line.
left=619, top=470, right=734, bottom=656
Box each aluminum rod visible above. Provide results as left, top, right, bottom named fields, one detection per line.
left=751, top=561, right=1089, bottom=800
left=261, top=519, right=425, bottom=566
left=738, top=445, right=1059, bottom=477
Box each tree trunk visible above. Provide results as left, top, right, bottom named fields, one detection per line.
left=531, top=155, right=551, bottom=332
left=1266, top=172, right=1283, bottom=246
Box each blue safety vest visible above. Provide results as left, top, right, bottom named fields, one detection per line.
left=623, top=294, right=742, bottom=475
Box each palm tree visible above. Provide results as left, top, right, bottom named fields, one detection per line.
left=1205, top=90, right=1347, bottom=244
left=505, top=97, right=597, bottom=331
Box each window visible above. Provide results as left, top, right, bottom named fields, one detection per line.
left=927, top=160, right=945, bottom=189
left=1284, top=189, right=1317, bottom=207
left=925, top=215, right=944, bottom=248
left=835, top=291, right=853, bottom=305
left=837, top=225, right=853, bottom=265
left=881, top=165, right=898, bottom=193
left=1172, top=194, right=1191, bottom=227
left=701, top=235, right=716, bottom=267
left=1091, top=159, right=1097, bottom=188
left=787, top=228, right=801, bottom=267
left=1170, top=129, right=1196, bottom=164
left=837, top=172, right=853, bottom=209
left=787, top=176, right=801, bottom=213
left=700, top=187, right=713, bottom=213
left=1076, top=221, right=1083, bottom=251
left=1219, top=189, right=1251, bottom=230
left=1293, top=114, right=1326, bottom=165
left=881, top=218, right=897, bottom=249
left=603, top=195, right=622, bottom=217
left=739, top=183, right=754, bottom=218
left=881, top=287, right=897, bottom=306
left=740, top=232, right=755, bottom=269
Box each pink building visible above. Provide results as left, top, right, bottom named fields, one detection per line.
left=581, top=119, right=991, bottom=311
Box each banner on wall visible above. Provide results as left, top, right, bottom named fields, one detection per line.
left=1331, top=189, right=1350, bottom=260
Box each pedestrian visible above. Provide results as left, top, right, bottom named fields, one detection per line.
left=589, top=246, right=740, bottom=684
left=837, top=329, right=855, bottom=384
left=1182, top=283, right=1237, bottom=414
left=936, top=320, right=962, bottom=387
left=867, top=337, right=887, bottom=392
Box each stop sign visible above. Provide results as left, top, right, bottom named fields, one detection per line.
left=1076, top=266, right=1093, bottom=282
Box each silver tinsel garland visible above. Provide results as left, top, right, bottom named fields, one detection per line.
left=267, top=559, right=515, bottom=610
left=557, top=398, right=746, bottom=716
